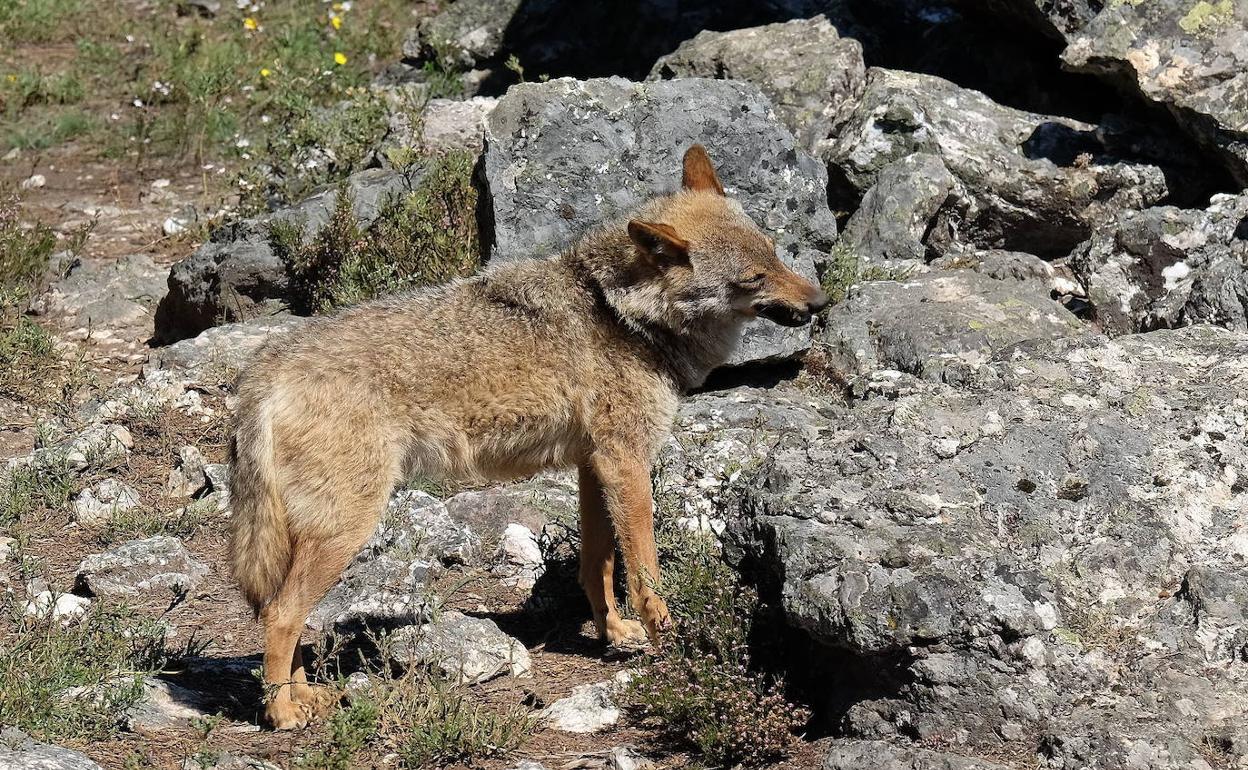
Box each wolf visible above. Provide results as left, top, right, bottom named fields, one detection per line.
left=228, top=144, right=828, bottom=728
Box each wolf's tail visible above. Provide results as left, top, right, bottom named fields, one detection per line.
left=229, top=395, right=290, bottom=617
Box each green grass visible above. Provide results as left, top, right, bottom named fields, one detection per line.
left=0, top=0, right=416, bottom=164
left=0, top=599, right=171, bottom=741
left=0, top=459, right=76, bottom=530
left=275, top=150, right=481, bottom=315
left=94, top=499, right=211, bottom=546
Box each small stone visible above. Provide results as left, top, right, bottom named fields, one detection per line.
left=125, top=677, right=215, bottom=731
left=72, top=479, right=141, bottom=527
left=20, top=173, right=46, bottom=190
left=23, top=591, right=91, bottom=624
left=542, top=678, right=623, bottom=733
left=492, top=523, right=544, bottom=587
left=389, top=611, right=531, bottom=684
left=163, top=217, right=189, bottom=236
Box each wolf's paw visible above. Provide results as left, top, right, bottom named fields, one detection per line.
left=292, top=684, right=339, bottom=717
left=603, top=616, right=649, bottom=652
left=266, top=699, right=313, bottom=730
left=641, top=595, right=672, bottom=645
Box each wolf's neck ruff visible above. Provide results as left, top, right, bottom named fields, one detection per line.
left=564, top=221, right=746, bottom=391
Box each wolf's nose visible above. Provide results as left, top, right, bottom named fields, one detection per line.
left=808, top=290, right=830, bottom=314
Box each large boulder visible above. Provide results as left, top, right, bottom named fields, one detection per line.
left=817, top=268, right=1088, bottom=383
left=671, top=325, right=1248, bottom=769
left=1068, top=192, right=1248, bottom=336
left=647, top=16, right=866, bottom=152
left=153, top=167, right=425, bottom=343
left=483, top=76, right=838, bottom=365
left=838, top=152, right=958, bottom=265
left=823, top=68, right=1169, bottom=258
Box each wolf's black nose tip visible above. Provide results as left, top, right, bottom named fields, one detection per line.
left=808, top=290, right=830, bottom=314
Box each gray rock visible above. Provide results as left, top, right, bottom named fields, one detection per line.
left=839, top=153, right=958, bottom=265
left=75, top=536, right=208, bottom=598
left=648, top=16, right=866, bottom=152
left=5, top=423, right=133, bottom=474
left=182, top=753, right=279, bottom=770
left=30, top=253, right=167, bottom=339
left=675, top=324, right=1248, bottom=768
left=443, top=474, right=576, bottom=543
left=125, top=677, right=215, bottom=731
left=154, top=167, right=425, bottom=343
left=404, top=0, right=521, bottom=71
left=817, top=269, right=1087, bottom=382
left=71, top=478, right=141, bottom=527
left=541, top=676, right=626, bottom=733
left=403, top=97, right=497, bottom=153
left=388, top=610, right=531, bottom=684
left=1068, top=192, right=1248, bottom=336
left=307, top=491, right=475, bottom=631
left=824, top=741, right=1012, bottom=770
left=166, top=445, right=207, bottom=498
left=483, top=76, right=837, bottom=365
left=149, top=315, right=307, bottom=378
left=823, top=68, right=1169, bottom=258
left=492, top=523, right=544, bottom=588
left=0, top=727, right=104, bottom=770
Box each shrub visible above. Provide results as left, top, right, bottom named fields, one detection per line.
left=276, top=150, right=480, bottom=315
left=628, top=532, right=810, bottom=768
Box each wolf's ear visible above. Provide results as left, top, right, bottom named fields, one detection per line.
left=682, top=144, right=725, bottom=196
left=628, top=220, right=689, bottom=268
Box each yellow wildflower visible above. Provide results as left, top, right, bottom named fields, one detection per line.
left=243, top=17, right=258, bottom=30
left=5, top=74, right=15, bottom=83
left=259, top=68, right=272, bottom=78
left=333, top=52, right=347, bottom=65
left=330, top=15, right=342, bottom=29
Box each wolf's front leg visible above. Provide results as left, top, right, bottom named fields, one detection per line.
left=588, top=453, right=671, bottom=644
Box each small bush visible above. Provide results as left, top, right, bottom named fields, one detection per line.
left=628, top=532, right=809, bottom=768
left=0, top=599, right=171, bottom=740
left=296, top=698, right=379, bottom=770
left=0, top=192, right=58, bottom=308
left=819, top=241, right=859, bottom=306
left=276, top=150, right=480, bottom=315
left=0, top=458, right=76, bottom=530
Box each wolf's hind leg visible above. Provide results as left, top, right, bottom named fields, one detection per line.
left=261, top=512, right=383, bottom=729
left=578, top=464, right=648, bottom=647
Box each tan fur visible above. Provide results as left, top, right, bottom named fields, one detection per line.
left=228, top=145, right=826, bottom=729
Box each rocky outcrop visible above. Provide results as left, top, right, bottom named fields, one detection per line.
left=1068, top=192, right=1248, bottom=336
left=838, top=152, right=958, bottom=265
left=483, top=76, right=838, bottom=365
left=824, top=68, right=1170, bottom=258
left=817, top=269, right=1088, bottom=382
left=667, top=324, right=1248, bottom=769
left=307, top=490, right=477, bottom=631
left=648, top=16, right=866, bottom=152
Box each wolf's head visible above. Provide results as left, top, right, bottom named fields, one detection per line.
left=601, top=145, right=827, bottom=335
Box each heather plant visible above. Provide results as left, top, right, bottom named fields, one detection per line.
left=628, top=531, right=809, bottom=767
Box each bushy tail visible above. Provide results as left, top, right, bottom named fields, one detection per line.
left=229, top=396, right=290, bottom=617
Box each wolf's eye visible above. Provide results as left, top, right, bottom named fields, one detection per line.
left=737, top=272, right=766, bottom=288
